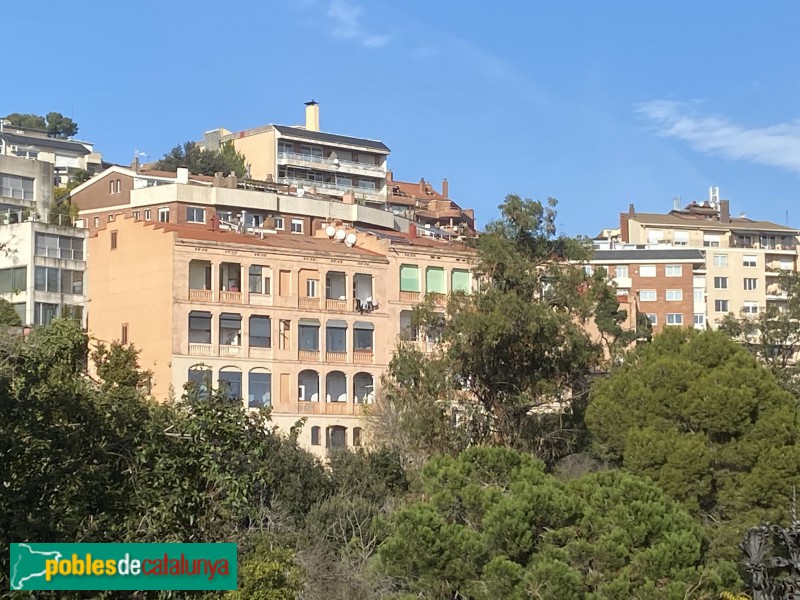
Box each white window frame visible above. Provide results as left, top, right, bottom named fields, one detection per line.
left=665, top=265, right=682, bottom=277
left=666, top=289, right=683, bottom=301
left=615, top=265, right=628, bottom=278
left=743, top=302, right=759, bottom=315
left=694, top=313, right=705, bottom=326
left=639, top=290, right=657, bottom=301
left=743, top=255, right=757, bottom=267
left=714, top=276, right=728, bottom=290
left=715, top=299, right=729, bottom=313
left=158, top=207, right=169, bottom=223
left=306, top=279, right=318, bottom=298
left=186, top=206, right=205, bottom=223
left=743, top=278, right=758, bottom=291
left=291, top=218, right=303, bottom=234
left=712, top=254, right=728, bottom=267
left=674, top=231, right=689, bottom=246
left=275, top=216, right=284, bottom=230
left=666, top=313, right=683, bottom=326
left=144, top=209, right=152, bottom=221
left=646, top=313, right=657, bottom=325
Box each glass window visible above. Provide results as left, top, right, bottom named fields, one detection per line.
left=34, top=234, right=83, bottom=260
left=34, top=302, right=59, bottom=326
left=639, top=265, right=656, bottom=277
left=144, top=209, right=152, bottom=221
left=426, top=267, right=446, bottom=294
left=714, top=277, right=728, bottom=289
left=646, top=313, right=657, bottom=325
left=674, top=231, right=689, bottom=246
left=0, top=267, right=26, bottom=293
left=400, top=265, right=420, bottom=292
left=694, top=313, right=705, bottom=326
left=291, top=219, right=303, bottom=233
left=743, top=302, right=759, bottom=315
left=219, top=313, right=242, bottom=346
left=639, top=290, right=657, bottom=301
left=744, top=278, right=758, bottom=291
left=187, top=366, right=211, bottom=398
left=311, top=426, right=321, bottom=446
left=158, top=207, right=169, bottom=223
left=400, top=310, right=419, bottom=341
left=666, top=313, right=683, bottom=325
left=666, top=290, right=683, bottom=301
left=299, top=323, right=320, bottom=351
left=249, top=316, right=271, bottom=348
left=0, top=173, right=34, bottom=200
left=275, top=216, right=284, bottom=230
left=186, top=206, right=205, bottom=223
left=743, top=255, right=757, bottom=267
left=615, top=265, right=629, bottom=278
left=647, top=229, right=664, bottom=244
left=354, top=322, right=374, bottom=351
left=249, top=265, right=269, bottom=294
left=703, top=234, right=721, bottom=247
left=665, top=265, right=682, bottom=277
left=306, top=279, right=318, bottom=298
left=218, top=369, right=242, bottom=400
left=188, top=311, right=212, bottom=344
left=715, top=299, right=729, bottom=313
left=12, top=302, right=25, bottom=324
left=694, top=288, right=704, bottom=302
left=326, top=323, right=347, bottom=352
left=451, top=269, right=470, bottom=293
left=248, top=371, right=272, bottom=408
left=713, top=254, right=728, bottom=267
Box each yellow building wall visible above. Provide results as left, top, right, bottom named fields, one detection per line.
left=230, top=129, right=277, bottom=181
left=87, top=218, right=176, bottom=397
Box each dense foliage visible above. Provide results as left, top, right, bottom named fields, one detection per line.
left=5, top=112, right=78, bottom=138
left=155, top=140, right=247, bottom=177
left=587, top=327, right=800, bottom=560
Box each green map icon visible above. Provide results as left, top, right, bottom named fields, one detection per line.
left=10, top=544, right=63, bottom=590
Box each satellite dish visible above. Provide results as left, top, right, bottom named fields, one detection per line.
left=325, top=225, right=336, bottom=238
left=334, top=229, right=346, bottom=241
left=345, top=233, right=357, bottom=247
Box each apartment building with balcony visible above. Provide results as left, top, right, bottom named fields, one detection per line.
left=0, top=155, right=87, bottom=326
left=201, top=101, right=390, bottom=206
left=618, top=190, right=799, bottom=327
left=86, top=215, right=476, bottom=457
left=0, top=122, right=103, bottom=185
left=387, top=171, right=477, bottom=235
left=590, top=247, right=706, bottom=332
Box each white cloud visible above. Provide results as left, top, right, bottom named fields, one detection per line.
left=636, top=100, right=800, bottom=173
left=327, top=0, right=391, bottom=48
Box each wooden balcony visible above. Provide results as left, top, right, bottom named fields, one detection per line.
left=299, top=349, right=320, bottom=361
left=188, top=343, right=212, bottom=356
left=299, top=297, right=320, bottom=309
left=400, top=291, right=420, bottom=303
left=326, top=402, right=352, bottom=415
left=219, top=345, right=242, bottom=357
left=326, top=351, right=348, bottom=363
left=298, top=401, right=322, bottom=414
left=326, top=298, right=348, bottom=311
left=189, top=288, right=212, bottom=302
left=249, top=346, right=273, bottom=359
left=220, top=290, right=242, bottom=304
left=353, top=350, right=374, bottom=364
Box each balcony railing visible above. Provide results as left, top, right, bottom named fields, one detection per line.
left=249, top=346, right=272, bottom=358
left=277, top=151, right=384, bottom=172
left=353, top=350, right=374, bottom=364
left=220, top=290, right=242, bottom=303
left=250, top=293, right=272, bottom=306
left=326, top=298, right=348, bottom=311
left=188, top=342, right=212, bottom=356
left=326, top=351, right=347, bottom=363
left=189, top=288, right=212, bottom=302
left=219, top=345, right=242, bottom=357
left=277, top=177, right=383, bottom=200
left=326, top=402, right=352, bottom=415
left=400, top=291, right=421, bottom=303
left=299, top=349, right=320, bottom=361
left=298, top=401, right=322, bottom=414
left=299, top=297, right=320, bottom=309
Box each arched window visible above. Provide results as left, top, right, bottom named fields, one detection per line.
left=187, top=364, right=212, bottom=399
left=311, top=426, right=321, bottom=446
left=218, top=367, right=242, bottom=400
left=299, top=370, right=320, bottom=401
left=248, top=368, right=272, bottom=408
left=326, top=371, right=347, bottom=403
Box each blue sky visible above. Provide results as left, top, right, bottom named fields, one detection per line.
left=4, top=0, right=800, bottom=234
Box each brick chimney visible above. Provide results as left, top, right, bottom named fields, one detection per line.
left=304, top=100, right=320, bottom=131
left=409, top=223, right=417, bottom=238
left=628, top=203, right=635, bottom=217
left=419, top=178, right=426, bottom=194
left=386, top=169, right=393, bottom=183
left=720, top=199, right=730, bottom=223
left=442, top=178, right=449, bottom=198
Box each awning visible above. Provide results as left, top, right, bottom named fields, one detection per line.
left=354, top=321, right=375, bottom=330
left=326, top=319, right=348, bottom=328
left=299, top=318, right=320, bottom=326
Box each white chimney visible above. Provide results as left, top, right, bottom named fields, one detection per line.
left=176, top=167, right=189, bottom=184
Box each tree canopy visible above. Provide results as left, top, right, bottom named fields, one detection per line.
left=5, top=111, right=79, bottom=138
left=586, top=327, right=800, bottom=560
left=376, top=447, right=735, bottom=599
left=154, top=140, right=247, bottom=177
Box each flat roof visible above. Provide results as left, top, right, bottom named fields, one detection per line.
left=593, top=248, right=705, bottom=261
left=0, top=131, right=91, bottom=155
left=272, top=125, right=390, bottom=153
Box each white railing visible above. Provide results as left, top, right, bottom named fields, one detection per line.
left=2, top=209, right=79, bottom=228
left=277, top=177, right=384, bottom=200
left=277, top=151, right=383, bottom=172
